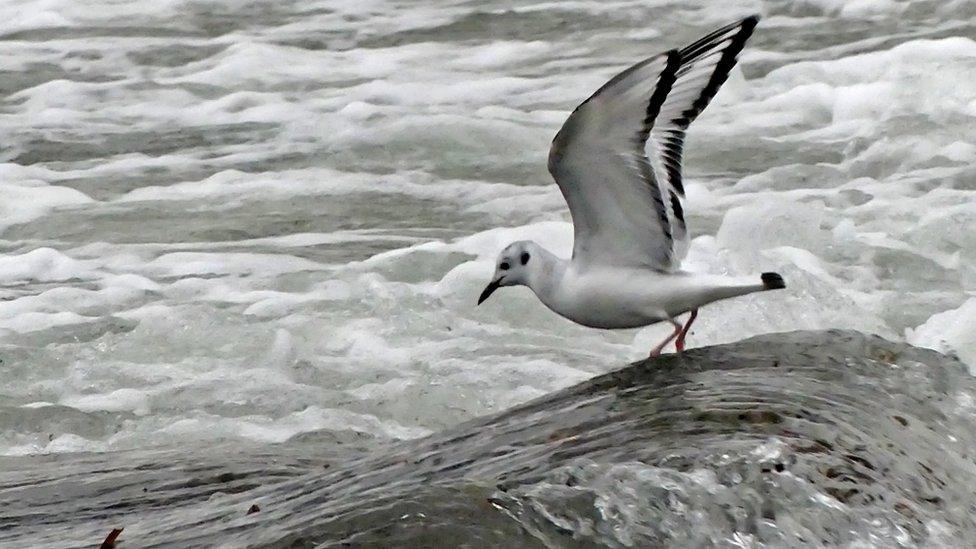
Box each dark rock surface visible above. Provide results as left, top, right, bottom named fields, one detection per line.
left=3, top=330, right=974, bottom=548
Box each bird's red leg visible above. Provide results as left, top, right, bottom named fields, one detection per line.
left=675, top=309, right=698, bottom=353
left=649, top=319, right=682, bottom=358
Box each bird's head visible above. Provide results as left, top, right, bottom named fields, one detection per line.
left=478, top=241, right=540, bottom=305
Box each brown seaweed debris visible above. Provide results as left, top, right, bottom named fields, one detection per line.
left=100, top=527, right=123, bottom=548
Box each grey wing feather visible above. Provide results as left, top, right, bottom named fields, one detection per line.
left=651, top=15, right=760, bottom=260
left=549, top=50, right=681, bottom=270
left=548, top=16, right=760, bottom=270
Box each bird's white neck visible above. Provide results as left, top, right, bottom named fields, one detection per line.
left=522, top=246, right=568, bottom=305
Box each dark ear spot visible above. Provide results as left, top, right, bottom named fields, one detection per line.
left=520, top=252, right=530, bottom=265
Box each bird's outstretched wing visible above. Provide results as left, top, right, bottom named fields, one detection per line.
left=652, top=16, right=759, bottom=261
left=548, top=16, right=759, bottom=270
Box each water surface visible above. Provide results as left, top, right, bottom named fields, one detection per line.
left=1, top=0, right=976, bottom=522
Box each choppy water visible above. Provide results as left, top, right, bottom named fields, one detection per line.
left=4, top=0, right=976, bottom=457
left=2, top=0, right=976, bottom=543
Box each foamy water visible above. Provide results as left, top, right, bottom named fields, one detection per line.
left=1, top=0, right=975, bottom=456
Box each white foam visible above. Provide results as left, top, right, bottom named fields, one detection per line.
left=143, top=252, right=324, bottom=278
left=908, top=298, right=976, bottom=372
left=0, top=247, right=95, bottom=284
left=0, top=182, right=93, bottom=230
left=0, top=285, right=144, bottom=322
left=113, top=168, right=546, bottom=214
left=61, top=388, right=151, bottom=416
left=3, top=3, right=975, bottom=457
left=154, top=406, right=430, bottom=444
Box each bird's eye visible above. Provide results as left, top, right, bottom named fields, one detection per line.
left=520, top=252, right=530, bottom=265
left=500, top=262, right=510, bottom=270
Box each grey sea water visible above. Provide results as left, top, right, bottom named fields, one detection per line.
left=2, top=0, right=976, bottom=546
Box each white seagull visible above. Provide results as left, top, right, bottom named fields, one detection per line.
left=478, top=15, right=785, bottom=357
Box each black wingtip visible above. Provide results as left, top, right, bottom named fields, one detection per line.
left=640, top=49, right=683, bottom=137
left=762, top=272, right=786, bottom=290
left=739, top=15, right=760, bottom=39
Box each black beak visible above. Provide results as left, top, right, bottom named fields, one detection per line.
left=477, top=278, right=503, bottom=305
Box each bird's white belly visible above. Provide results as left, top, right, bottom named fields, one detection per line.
left=559, top=298, right=666, bottom=329
left=543, top=269, right=689, bottom=329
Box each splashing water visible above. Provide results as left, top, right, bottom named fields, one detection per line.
left=1, top=0, right=975, bottom=466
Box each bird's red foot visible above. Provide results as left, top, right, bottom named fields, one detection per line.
left=674, top=309, right=698, bottom=355
left=648, top=319, right=682, bottom=357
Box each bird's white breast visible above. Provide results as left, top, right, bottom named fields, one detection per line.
left=539, top=266, right=683, bottom=329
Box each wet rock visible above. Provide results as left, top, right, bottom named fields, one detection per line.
left=2, top=331, right=975, bottom=548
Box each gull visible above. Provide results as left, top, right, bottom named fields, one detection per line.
left=477, top=15, right=785, bottom=357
